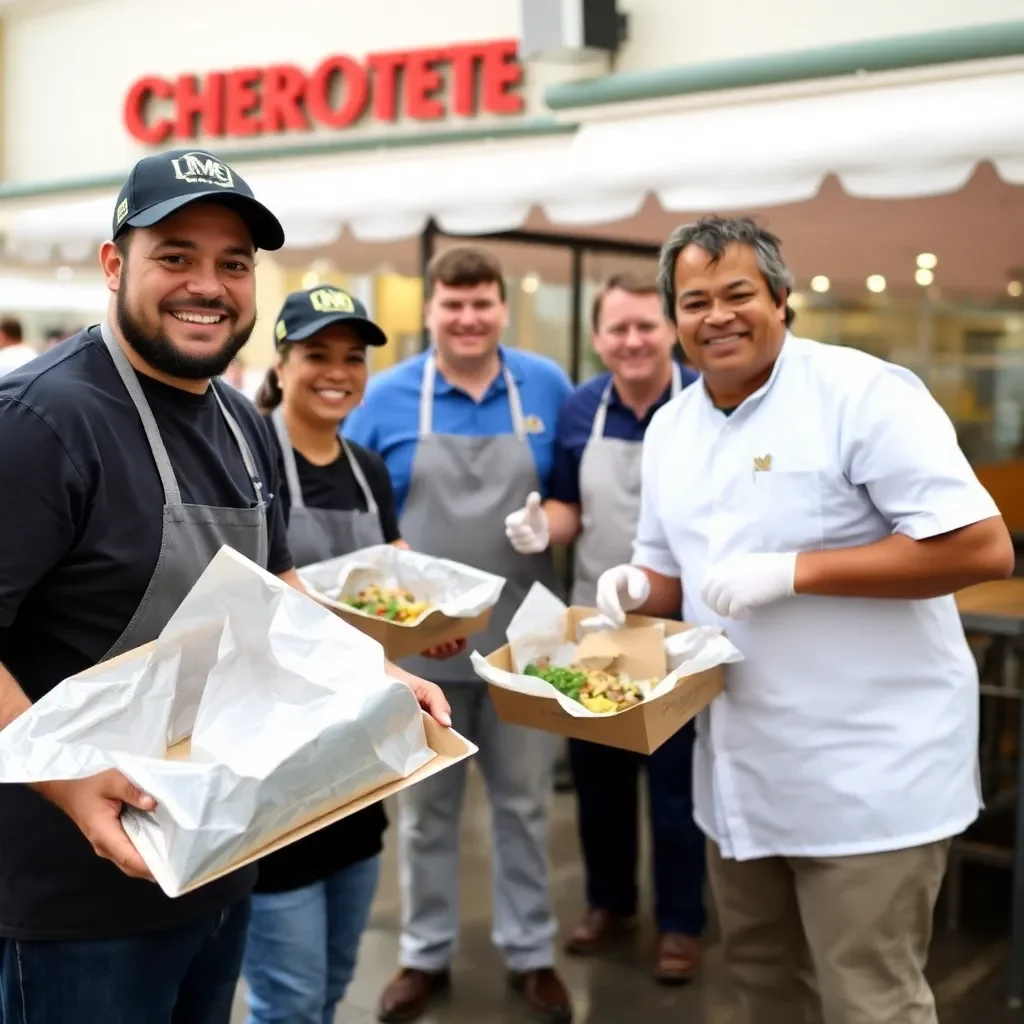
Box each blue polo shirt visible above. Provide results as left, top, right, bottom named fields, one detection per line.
left=342, top=347, right=573, bottom=517
left=549, top=363, right=699, bottom=505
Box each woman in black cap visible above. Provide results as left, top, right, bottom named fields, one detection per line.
left=244, top=284, right=462, bottom=1024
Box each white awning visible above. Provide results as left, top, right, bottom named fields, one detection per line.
left=557, top=66, right=1024, bottom=222
left=4, top=65, right=1024, bottom=260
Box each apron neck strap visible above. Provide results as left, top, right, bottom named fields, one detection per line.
left=591, top=378, right=614, bottom=440
left=101, top=321, right=263, bottom=508
left=591, top=361, right=683, bottom=441
left=272, top=406, right=305, bottom=510
left=420, top=353, right=527, bottom=441
left=273, top=407, right=377, bottom=514
left=341, top=438, right=379, bottom=514
left=101, top=321, right=182, bottom=506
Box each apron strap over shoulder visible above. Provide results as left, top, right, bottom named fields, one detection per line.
left=272, top=406, right=306, bottom=510
left=101, top=321, right=183, bottom=507
left=210, top=382, right=263, bottom=506
left=420, top=353, right=527, bottom=442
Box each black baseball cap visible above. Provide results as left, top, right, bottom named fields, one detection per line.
left=274, top=285, right=388, bottom=348
left=112, top=148, right=285, bottom=251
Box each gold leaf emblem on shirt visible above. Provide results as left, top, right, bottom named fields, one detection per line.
left=753, top=454, right=773, bottom=472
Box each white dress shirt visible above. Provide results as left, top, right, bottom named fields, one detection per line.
left=633, top=334, right=998, bottom=860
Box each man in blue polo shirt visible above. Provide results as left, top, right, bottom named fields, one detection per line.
left=343, top=246, right=574, bottom=1024
left=505, top=272, right=707, bottom=985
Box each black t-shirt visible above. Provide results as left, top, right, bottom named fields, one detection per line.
left=271, top=426, right=401, bottom=545
left=0, top=327, right=293, bottom=940
left=255, top=419, right=400, bottom=893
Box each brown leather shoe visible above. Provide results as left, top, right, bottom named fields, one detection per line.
left=509, top=968, right=573, bottom=1023
left=377, top=968, right=450, bottom=1023
left=564, top=908, right=637, bottom=955
left=654, top=932, right=701, bottom=985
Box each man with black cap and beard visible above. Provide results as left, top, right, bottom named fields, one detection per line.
left=0, top=149, right=450, bottom=1024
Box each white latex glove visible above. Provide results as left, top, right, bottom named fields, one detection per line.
left=701, top=552, right=798, bottom=619
left=504, top=492, right=550, bottom=554
left=595, top=564, right=651, bottom=627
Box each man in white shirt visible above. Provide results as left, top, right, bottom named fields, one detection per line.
left=595, top=215, right=1014, bottom=1024
left=0, top=318, right=36, bottom=376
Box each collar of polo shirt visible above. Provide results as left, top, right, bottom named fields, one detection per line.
left=432, top=345, right=523, bottom=395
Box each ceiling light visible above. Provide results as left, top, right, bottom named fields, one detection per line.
left=301, top=270, right=320, bottom=289
left=810, top=275, right=830, bottom=293
left=521, top=273, right=540, bottom=294
left=788, top=291, right=806, bottom=309
left=866, top=275, right=886, bottom=293
left=916, top=253, right=938, bottom=270
left=914, top=268, right=934, bottom=287
left=1008, top=280, right=1024, bottom=298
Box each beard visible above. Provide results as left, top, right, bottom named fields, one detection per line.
left=116, top=285, right=256, bottom=381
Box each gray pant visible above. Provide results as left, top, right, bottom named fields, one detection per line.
left=398, top=683, right=559, bottom=973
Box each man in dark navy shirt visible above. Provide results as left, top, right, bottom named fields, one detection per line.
left=504, top=273, right=707, bottom=985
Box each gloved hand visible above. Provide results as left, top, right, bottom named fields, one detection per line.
left=595, top=564, right=651, bottom=627
left=504, top=492, right=550, bottom=554
left=701, top=552, right=798, bottom=619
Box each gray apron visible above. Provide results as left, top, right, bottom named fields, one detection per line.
left=571, top=363, right=682, bottom=607
left=271, top=407, right=384, bottom=567
left=399, top=353, right=560, bottom=682
left=99, top=322, right=269, bottom=661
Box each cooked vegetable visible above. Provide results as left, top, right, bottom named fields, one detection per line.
left=343, top=584, right=431, bottom=623
left=524, top=657, right=649, bottom=712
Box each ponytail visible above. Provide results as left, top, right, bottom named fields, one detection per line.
left=254, top=367, right=283, bottom=414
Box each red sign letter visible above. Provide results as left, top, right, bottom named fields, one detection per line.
left=404, top=50, right=445, bottom=120
left=481, top=39, right=524, bottom=115
left=366, top=51, right=405, bottom=122
left=174, top=72, right=225, bottom=139
left=124, top=76, right=174, bottom=144
left=224, top=67, right=262, bottom=136
left=306, top=56, right=369, bottom=129
left=446, top=44, right=478, bottom=117
left=260, top=64, right=310, bottom=133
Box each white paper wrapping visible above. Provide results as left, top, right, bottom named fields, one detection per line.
left=299, top=544, right=506, bottom=626
left=0, top=547, right=436, bottom=897
left=471, top=582, right=745, bottom=718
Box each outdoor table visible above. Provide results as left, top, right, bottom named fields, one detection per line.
left=955, top=579, right=1024, bottom=1006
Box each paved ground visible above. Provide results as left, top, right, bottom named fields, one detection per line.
left=231, top=767, right=1020, bottom=1023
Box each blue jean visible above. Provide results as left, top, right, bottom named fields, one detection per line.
left=0, top=899, right=250, bottom=1024
left=570, top=721, right=707, bottom=936
left=242, top=855, right=381, bottom=1024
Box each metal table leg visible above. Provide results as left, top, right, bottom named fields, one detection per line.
left=1009, top=646, right=1024, bottom=1008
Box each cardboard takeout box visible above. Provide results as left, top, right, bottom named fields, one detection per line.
left=300, top=547, right=502, bottom=660
left=482, top=607, right=725, bottom=754
left=326, top=601, right=492, bottom=661
left=75, top=640, right=477, bottom=896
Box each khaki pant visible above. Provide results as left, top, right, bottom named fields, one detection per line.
left=707, top=838, right=950, bottom=1024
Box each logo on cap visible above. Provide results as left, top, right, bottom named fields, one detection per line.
left=116, top=198, right=129, bottom=225
left=170, top=152, right=235, bottom=189
left=275, top=319, right=287, bottom=342
left=309, top=288, right=355, bottom=314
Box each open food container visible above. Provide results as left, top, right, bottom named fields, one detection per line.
left=0, top=547, right=476, bottom=897
left=471, top=583, right=743, bottom=754
left=299, top=545, right=505, bottom=660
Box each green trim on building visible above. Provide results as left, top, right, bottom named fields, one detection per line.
left=0, top=119, right=577, bottom=201
left=546, top=20, right=1024, bottom=109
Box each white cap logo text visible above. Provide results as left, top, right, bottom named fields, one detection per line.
left=170, top=152, right=234, bottom=188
